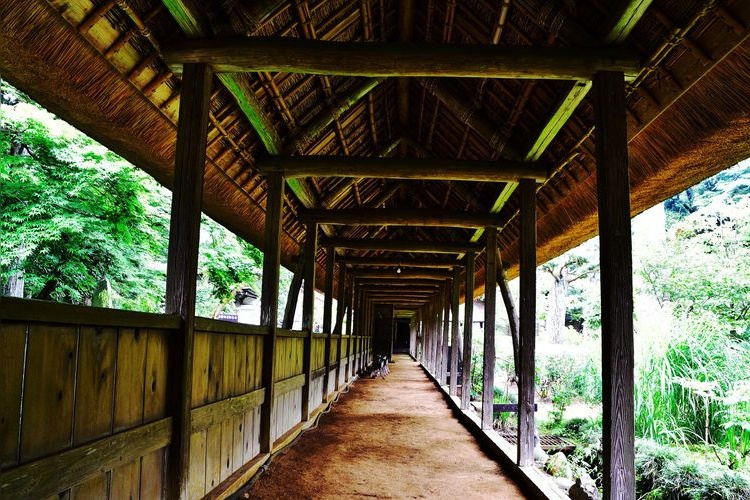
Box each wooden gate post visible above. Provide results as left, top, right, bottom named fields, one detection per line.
left=300, top=222, right=318, bottom=421
left=164, top=62, right=211, bottom=499
left=461, top=252, right=475, bottom=410
left=441, top=279, right=451, bottom=386
left=482, top=227, right=498, bottom=430
left=449, top=266, right=461, bottom=396
left=259, top=172, right=284, bottom=453
left=517, top=178, right=537, bottom=466
left=594, top=71, right=635, bottom=499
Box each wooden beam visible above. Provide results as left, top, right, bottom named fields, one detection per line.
left=482, top=227, right=498, bottom=430
left=0, top=418, right=171, bottom=498
left=162, top=0, right=318, bottom=213
left=353, top=269, right=452, bottom=279
left=461, top=252, right=475, bottom=410
left=333, top=262, right=346, bottom=390
left=165, top=38, right=640, bottom=80
left=440, top=281, right=451, bottom=385
left=449, top=266, right=461, bottom=396
left=259, top=156, right=547, bottom=182
left=321, top=237, right=481, bottom=254
left=259, top=172, right=284, bottom=453
left=594, top=71, right=635, bottom=499
left=469, top=0, right=653, bottom=242
left=355, top=279, right=442, bottom=287
left=301, top=208, right=503, bottom=228
left=300, top=223, right=318, bottom=421
left=340, top=256, right=460, bottom=268
left=517, top=179, right=537, bottom=466
left=164, top=62, right=211, bottom=499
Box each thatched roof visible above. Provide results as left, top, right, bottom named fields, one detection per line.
left=2, top=0, right=749, bottom=300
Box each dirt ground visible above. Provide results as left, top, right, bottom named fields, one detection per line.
left=241, top=355, right=526, bottom=499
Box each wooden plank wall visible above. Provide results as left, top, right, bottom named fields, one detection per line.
left=0, top=306, right=175, bottom=499
left=0, top=299, right=371, bottom=499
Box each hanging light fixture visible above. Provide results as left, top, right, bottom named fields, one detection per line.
left=396, top=260, right=402, bottom=274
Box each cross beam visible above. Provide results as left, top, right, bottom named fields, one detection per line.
left=301, top=209, right=502, bottom=228
left=322, top=237, right=481, bottom=254
left=258, top=156, right=547, bottom=182
left=164, top=38, right=640, bottom=80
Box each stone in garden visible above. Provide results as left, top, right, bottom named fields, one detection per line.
left=569, top=476, right=600, bottom=500
left=544, top=452, right=572, bottom=479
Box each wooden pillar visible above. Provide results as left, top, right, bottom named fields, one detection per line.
left=300, top=222, right=318, bottom=421
left=164, top=62, right=211, bottom=499
left=449, top=266, right=461, bottom=396
left=322, top=246, right=334, bottom=402
left=259, top=172, right=284, bottom=453
left=441, top=280, right=451, bottom=385
left=334, top=261, right=346, bottom=389
left=594, top=71, right=635, bottom=499
left=461, top=252, right=475, bottom=410
left=498, top=253, right=520, bottom=378
left=282, top=252, right=305, bottom=329
left=482, top=227, right=497, bottom=430
left=517, top=178, right=537, bottom=466
left=347, top=276, right=355, bottom=377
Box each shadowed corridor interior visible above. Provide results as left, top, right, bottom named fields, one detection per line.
left=243, top=355, right=526, bottom=499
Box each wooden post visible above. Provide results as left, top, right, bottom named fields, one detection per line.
left=449, top=266, right=461, bottom=396
left=461, top=252, right=475, bottom=410
left=594, top=71, right=635, bottom=499
left=282, top=251, right=305, bottom=329
left=517, top=178, right=537, bottom=466
left=345, top=273, right=355, bottom=382
left=259, top=172, right=284, bottom=453
left=322, top=246, right=334, bottom=402
left=164, top=62, right=211, bottom=500
left=300, top=222, right=318, bottom=421
left=482, top=227, right=498, bottom=430
left=498, top=253, right=520, bottom=378
left=334, top=261, right=346, bottom=389
left=441, top=280, right=451, bottom=386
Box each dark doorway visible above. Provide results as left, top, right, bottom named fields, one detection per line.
left=393, top=319, right=411, bottom=354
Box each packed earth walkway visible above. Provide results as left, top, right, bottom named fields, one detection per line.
left=243, top=355, right=526, bottom=499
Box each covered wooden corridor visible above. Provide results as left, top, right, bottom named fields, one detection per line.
left=2, top=1, right=749, bottom=499
left=246, top=354, right=526, bottom=499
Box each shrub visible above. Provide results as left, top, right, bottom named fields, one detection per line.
left=635, top=440, right=750, bottom=499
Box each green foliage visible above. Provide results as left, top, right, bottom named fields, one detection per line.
left=1, top=88, right=168, bottom=310
left=636, top=440, right=750, bottom=499
left=536, top=352, right=602, bottom=407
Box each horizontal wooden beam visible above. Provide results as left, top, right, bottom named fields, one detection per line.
left=355, top=279, right=442, bottom=287
left=258, top=156, right=547, bottom=182
left=321, top=237, right=481, bottom=254
left=0, top=418, right=171, bottom=498
left=353, top=269, right=452, bottom=279
left=164, top=38, right=640, bottom=80
left=191, top=389, right=265, bottom=433
left=340, top=256, right=460, bottom=268
left=302, top=209, right=502, bottom=228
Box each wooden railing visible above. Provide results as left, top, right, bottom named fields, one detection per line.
left=0, top=297, right=370, bottom=499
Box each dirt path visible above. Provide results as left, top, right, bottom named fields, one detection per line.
left=241, top=355, right=526, bottom=499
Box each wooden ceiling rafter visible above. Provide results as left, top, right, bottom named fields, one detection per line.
left=299, top=208, right=503, bottom=229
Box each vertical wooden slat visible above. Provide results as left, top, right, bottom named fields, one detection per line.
left=21, top=325, right=77, bottom=461
left=449, top=266, right=461, bottom=396
left=164, top=62, right=212, bottom=499
left=461, top=252, right=475, bottom=410
left=301, top=222, right=318, bottom=420
left=114, top=328, right=147, bottom=432
left=482, top=227, right=497, bottom=430
left=322, top=246, right=335, bottom=401
left=0, top=323, right=26, bottom=469
left=74, top=327, right=116, bottom=445
left=260, top=171, right=284, bottom=452
left=594, top=70, right=635, bottom=500
left=517, top=178, right=537, bottom=466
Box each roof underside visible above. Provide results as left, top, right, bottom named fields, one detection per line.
left=2, top=0, right=749, bottom=304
